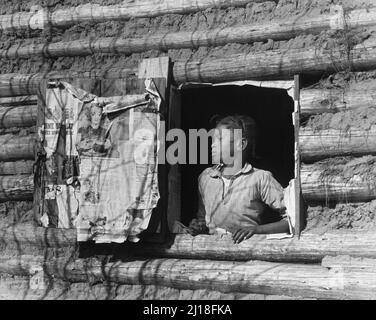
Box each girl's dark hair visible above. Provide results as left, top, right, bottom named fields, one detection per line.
left=214, top=114, right=258, bottom=159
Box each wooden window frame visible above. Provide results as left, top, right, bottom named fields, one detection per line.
left=175, top=76, right=305, bottom=237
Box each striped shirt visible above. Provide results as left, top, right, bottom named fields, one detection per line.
left=197, top=163, right=291, bottom=234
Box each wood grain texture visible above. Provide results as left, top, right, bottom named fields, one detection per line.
left=0, top=9, right=348, bottom=60
left=0, top=0, right=266, bottom=31
left=3, top=37, right=376, bottom=95
left=0, top=69, right=137, bottom=97
left=172, top=37, right=376, bottom=83
left=301, top=162, right=376, bottom=203
left=3, top=224, right=376, bottom=263
left=1, top=253, right=376, bottom=299
left=300, top=127, right=376, bottom=161
left=0, top=175, right=33, bottom=201
left=0, top=96, right=37, bottom=106
left=301, top=84, right=376, bottom=115
left=0, top=274, right=300, bottom=300
left=0, top=105, right=37, bottom=128
left=0, top=160, right=34, bottom=175
left=0, top=135, right=35, bottom=160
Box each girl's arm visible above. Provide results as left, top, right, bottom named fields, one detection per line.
left=255, top=219, right=289, bottom=234
left=232, top=220, right=290, bottom=244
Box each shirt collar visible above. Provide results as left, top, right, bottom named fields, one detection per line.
left=209, top=162, right=253, bottom=178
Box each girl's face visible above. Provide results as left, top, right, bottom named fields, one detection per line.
left=212, top=125, right=242, bottom=165
left=211, top=125, right=234, bottom=165
left=90, top=105, right=102, bottom=129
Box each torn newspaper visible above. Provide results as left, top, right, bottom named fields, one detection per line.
left=41, top=80, right=160, bottom=243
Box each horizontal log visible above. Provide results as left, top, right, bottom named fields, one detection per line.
left=3, top=36, right=376, bottom=95
left=173, top=37, right=376, bottom=83
left=0, top=135, right=35, bottom=160
left=130, top=232, right=376, bottom=265
left=300, top=88, right=345, bottom=115
left=0, top=95, right=146, bottom=128
left=0, top=273, right=299, bottom=300
left=0, top=8, right=47, bottom=32
left=300, top=84, right=376, bottom=115
left=0, top=68, right=137, bottom=97
left=2, top=224, right=376, bottom=263
left=0, top=105, right=37, bottom=128
left=322, top=255, right=376, bottom=270
left=0, top=175, right=33, bottom=202
left=0, top=127, right=36, bottom=136
left=1, top=82, right=375, bottom=119
left=0, top=224, right=75, bottom=248
left=0, top=96, right=37, bottom=106
left=1, top=254, right=376, bottom=299
left=299, top=127, right=376, bottom=161
left=5, top=6, right=376, bottom=62
left=132, top=232, right=376, bottom=263
left=0, top=160, right=34, bottom=175
left=0, top=6, right=360, bottom=60
left=0, top=1, right=265, bottom=32
left=301, top=160, right=376, bottom=203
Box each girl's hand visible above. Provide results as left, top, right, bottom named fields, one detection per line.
left=187, top=219, right=209, bottom=236
left=232, top=226, right=258, bottom=244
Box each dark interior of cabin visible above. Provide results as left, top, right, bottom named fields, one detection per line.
left=180, top=85, right=295, bottom=225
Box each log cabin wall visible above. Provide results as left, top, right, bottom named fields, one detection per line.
left=1, top=0, right=376, bottom=300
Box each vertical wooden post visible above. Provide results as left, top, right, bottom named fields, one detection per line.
left=167, top=84, right=182, bottom=231
left=293, top=75, right=302, bottom=238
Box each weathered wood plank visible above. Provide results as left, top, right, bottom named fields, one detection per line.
left=0, top=135, right=35, bottom=160
left=0, top=68, right=137, bottom=97
left=130, top=232, right=376, bottom=263
left=3, top=82, right=376, bottom=117
left=0, top=105, right=37, bottom=128
left=2, top=224, right=376, bottom=263
left=3, top=36, right=376, bottom=96
left=0, top=6, right=353, bottom=60
left=299, top=127, right=376, bottom=162
left=0, top=1, right=266, bottom=32
left=2, top=83, right=376, bottom=118
left=301, top=163, right=376, bottom=203
left=322, top=255, right=376, bottom=270
left=173, top=37, right=376, bottom=83
left=0, top=160, right=34, bottom=175
left=300, top=83, right=376, bottom=115
left=0, top=175, right=33, bottom=201
left=2, top=87, right=375, bottom=124
left=0, top=96, right=37, bottom=106
left=1, top=254, right=376, bottom=299
left=0, top=274, right=300, bottom=300
left=0, top=8, right=46, bottom=32
left=0, top=224, right=75, bottom=247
